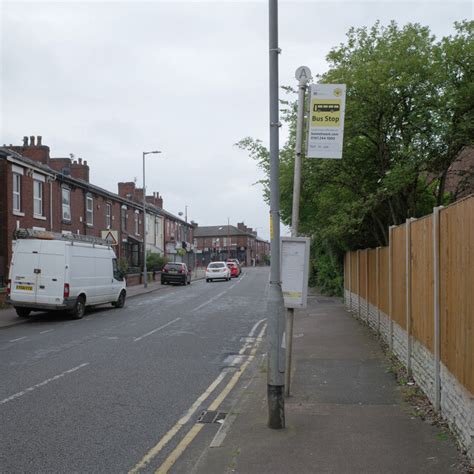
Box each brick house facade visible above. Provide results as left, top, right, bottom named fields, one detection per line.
left=0, top=137, right=194, bottom=285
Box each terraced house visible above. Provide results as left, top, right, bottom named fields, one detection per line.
left=0, top=136, right=194, bottom=287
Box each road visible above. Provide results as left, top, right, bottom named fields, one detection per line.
left=0, top=267, right=269, bottom=473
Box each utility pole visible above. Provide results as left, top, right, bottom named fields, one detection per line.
left=285, top=66, right=311, bottom=397
left=267, top=0, right=285, bottom=430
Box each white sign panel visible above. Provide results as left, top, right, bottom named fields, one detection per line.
left=307, top=83, right=346, bottom=159
left=281, top=237, right=310, bottom=309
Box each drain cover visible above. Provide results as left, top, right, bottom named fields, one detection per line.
left=197, top=410, right=227, bottom=424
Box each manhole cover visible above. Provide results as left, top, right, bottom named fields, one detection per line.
left=197, top=410, right=227, bottom=424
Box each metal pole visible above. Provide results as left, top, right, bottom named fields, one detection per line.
left=143, top=152, right=147, bottom=288
left=267, top=0, right=285, bottom=430
left=285, top=67, right=309, bottom=398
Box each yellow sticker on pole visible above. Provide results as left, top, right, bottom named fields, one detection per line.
left=270, top=213, right=274, bottom=241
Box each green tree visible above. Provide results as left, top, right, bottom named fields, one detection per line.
left=237, top=21, right=473, bottom=295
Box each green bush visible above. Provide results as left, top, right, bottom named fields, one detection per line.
left=118, top=258, right=129, bottom=275
left=147, top=251, right=168, bottom=271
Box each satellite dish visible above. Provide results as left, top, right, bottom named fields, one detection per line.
left=62, top=167, right=71, bottom=176
left=178, top=212, right=183, bottom=216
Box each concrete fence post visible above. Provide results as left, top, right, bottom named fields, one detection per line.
left=365, top=249, right=369, bottom=324
left=357, top=250, right=361, bottom=318
left=376, top=247, right=381, bottom=335
left=348, top=252, right=352, bottom=311
left=389, top=226, right=395, bottom=352
left=433, top=206, right=442, bottom=412
left=406, top=218, right=414, bottom=376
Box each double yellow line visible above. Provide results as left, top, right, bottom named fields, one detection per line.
left=129, top=323, right=266, bottom=474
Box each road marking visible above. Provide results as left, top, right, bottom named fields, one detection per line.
left=133, top=318, right=181, bottom=342
left=0, top=363, right=89, bottom=406
left=9, top=336, right=27, bottom=343
left=39, top=329, right=54, bottom=334
left=155, top=324, right=267, bottom=474
left=129, top=371, right=227, bottom=473
left=210, top=413, right=237, bottom=448
left=249, top=318, right=266, bottom=337
left=192, top=291, right=227, bottom=312
left=130, top=322, right=266, bottom=474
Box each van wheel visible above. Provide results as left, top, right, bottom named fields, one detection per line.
left=113, top=291, right=126, bottom=308
left=70, top=296, right=85, bottom=319
left=16, top=308, right=31, bottom=318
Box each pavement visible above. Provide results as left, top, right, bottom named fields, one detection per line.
left=189, top=289, right=470, bottom=474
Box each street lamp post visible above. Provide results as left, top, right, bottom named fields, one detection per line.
left=143, top=150, right=161, bottom=288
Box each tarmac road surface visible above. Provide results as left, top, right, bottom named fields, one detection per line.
left=0, top=267, right=269, bottom=472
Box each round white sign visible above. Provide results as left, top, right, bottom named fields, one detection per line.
left=295, top=66, right=311, bottom=83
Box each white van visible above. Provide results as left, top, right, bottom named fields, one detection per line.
left=7, top=230, right=126, bottom=319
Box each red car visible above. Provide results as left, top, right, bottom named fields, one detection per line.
left=227, top=261, right=240, bottom=278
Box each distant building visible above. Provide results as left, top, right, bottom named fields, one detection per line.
left=193, top=222, right=269, bottom=267
left=444, top=146, right=474, bottom=200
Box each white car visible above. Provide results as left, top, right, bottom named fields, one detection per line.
left=206, top=261, right=231, bottom=282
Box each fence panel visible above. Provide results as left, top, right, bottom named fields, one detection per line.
left=367, top=249, right=377, bottom=305
left=359, top=250, right=367, bottom=300
left=350, top=252, right=358, bottom=293
left=391, top=224, right=407, bottom=329
left=379, top=247, right=389, bottom=314
left=344, top=252, right=350, bottom=289
left=440, top=197, right=474, bottom=394
left=410, top=215, right=434, bottom=352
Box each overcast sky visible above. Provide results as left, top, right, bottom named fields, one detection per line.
left=1, top=1, right=471, bottom=240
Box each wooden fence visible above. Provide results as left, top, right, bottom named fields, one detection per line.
left=344, top=195, right=474, bottom=398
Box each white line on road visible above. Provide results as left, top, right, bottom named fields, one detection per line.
left=39, top=329, right=54, bottom=334
left=0, top=363, right=89, bottom=406
left=192, top=291, right=227, bottom=312
left=133, top=318, right=181, bottom=342
left=249, top=318, right=266, bottom=338
left=9, top=336, right=27, bottom=343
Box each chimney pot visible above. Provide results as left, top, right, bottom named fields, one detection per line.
left=78, top=158, right=82, bottom=164
left=30, top=136, right=35, bottom=146
left=37, top=136, right=42, bottom=146
left=84, top=160, right=87, bottom=165
left=23, top=136, right=28, bottom=146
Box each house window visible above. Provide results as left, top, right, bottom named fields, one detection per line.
left=62, top=187, right=71, bottom=222
left=106, top=203, right=112, bottom=228
left=86, top=194, right=93, bottom=226
left=135, top=210, right=139, bottom=235
left=13, top=173, right=21, bottom=212
left=121, top=205, right=127, bottom=232
left=33, top=179, right=43, bottom=216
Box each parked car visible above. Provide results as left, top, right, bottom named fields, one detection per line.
left=227, top=261, right=240, bottom=278
left=161, top=262, right=191, bottom=286
left=7, top=229, right=126, bottom=320
left=206, top=261, right=231, bottom=282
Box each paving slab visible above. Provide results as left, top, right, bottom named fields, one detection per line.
left=191, top=294, right=468, bottom=474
